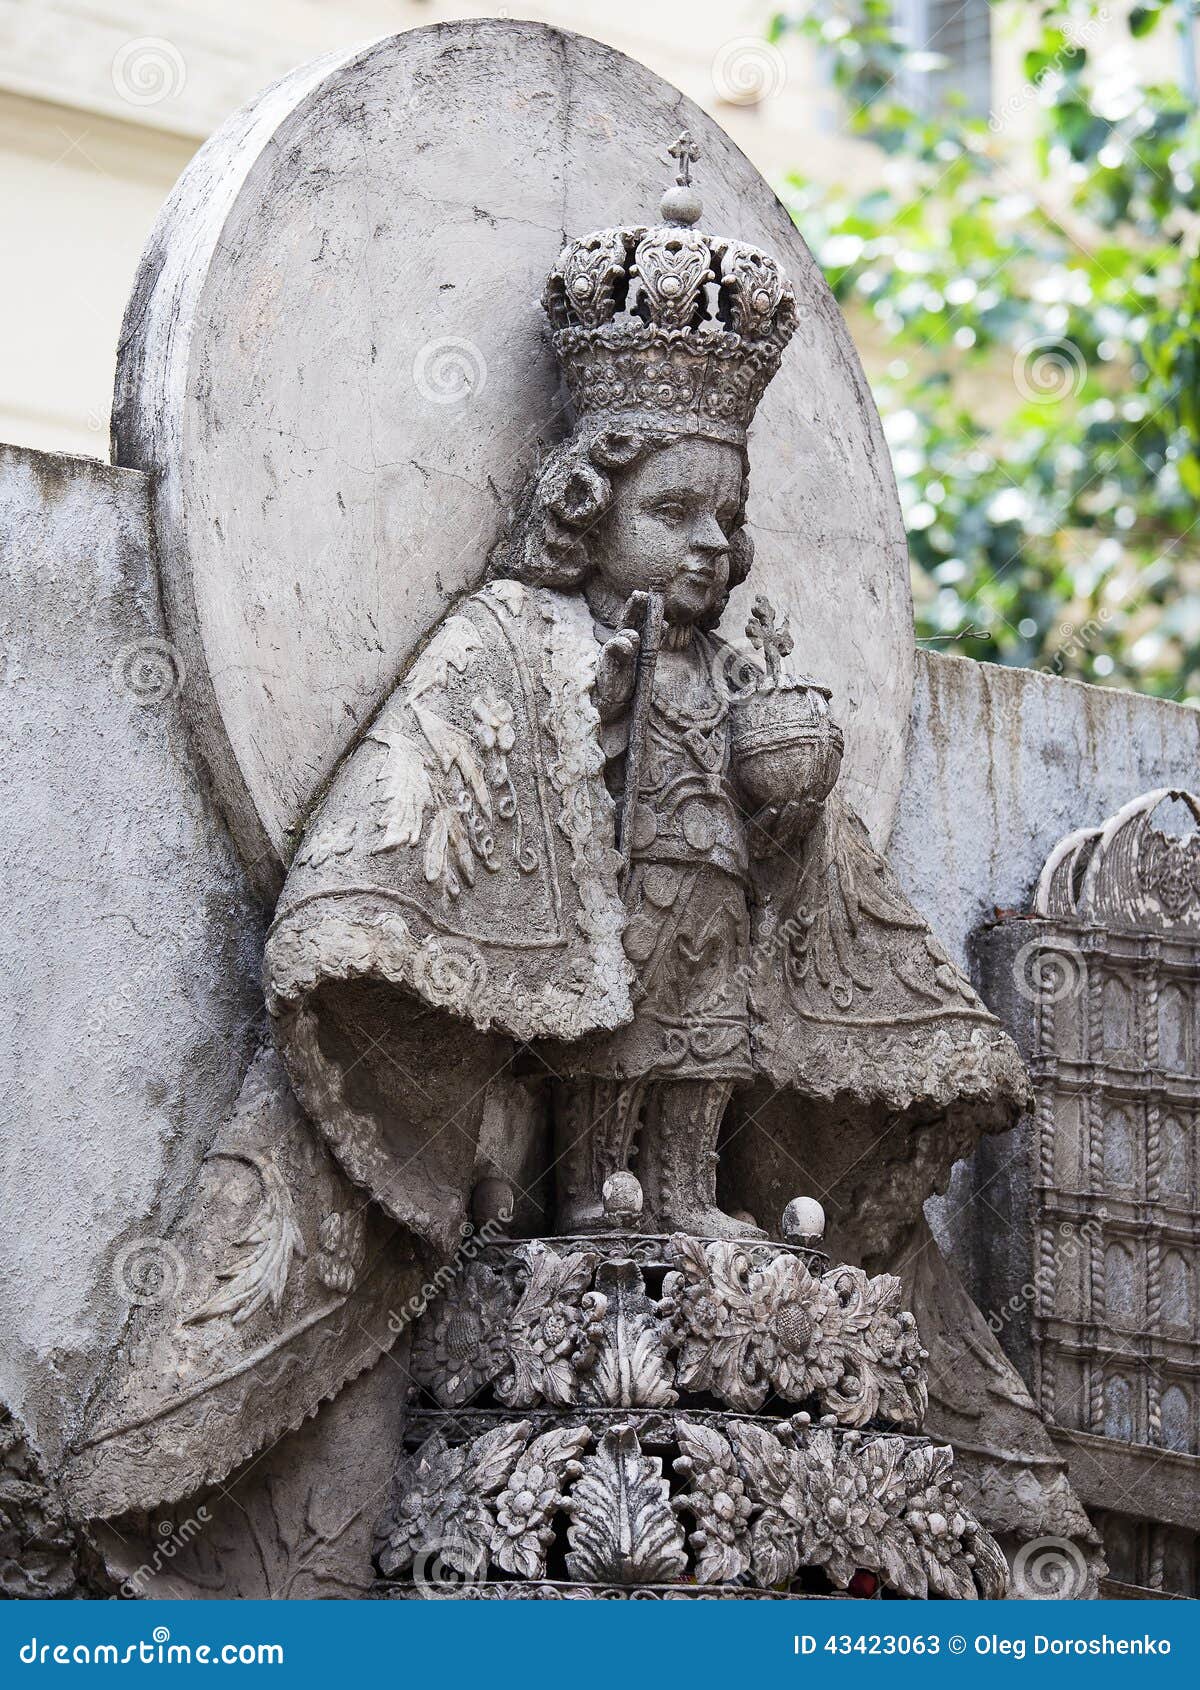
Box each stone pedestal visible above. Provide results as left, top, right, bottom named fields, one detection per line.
left=373, top=1228, right=1007, bottom=1600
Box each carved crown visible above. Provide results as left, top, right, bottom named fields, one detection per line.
left=542, top=133, right=797, bottom=445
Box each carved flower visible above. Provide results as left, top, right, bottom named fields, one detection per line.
left=498, top=1243, right=598, bottom=1408
left=751, top=1257, right=840, bottom=1403
left=672, top=1422, right=753, bottom=1583
left=661, top=1239, right=840, bottom=1412
left=375, top=1423, right=529, bottom=1582
left=411, top=1263, right=513, bottom=1407
left=904, top=1499, right=975, bottom=1598
left=491, top=1425, right=590, bottom=1579
left=796, top=1434, right=888, bottom=1589
left=495, top=1467, right=555, bottom=1538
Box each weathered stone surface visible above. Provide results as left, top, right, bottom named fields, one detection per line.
left=889, top=650, right=1200, bottom=972
left=92, top=1354, right=410, bottom=1600
left=112, top=20, right=912, bottom=891
left=0, top=444, right=263, bottom=1467
left=63, top=1044, right=419, bottom=1522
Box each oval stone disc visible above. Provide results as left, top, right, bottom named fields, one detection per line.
left=112, top=20, right=912, bottom=892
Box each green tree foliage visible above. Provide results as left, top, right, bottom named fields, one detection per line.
left=771, top=0, right=1200, bottom=698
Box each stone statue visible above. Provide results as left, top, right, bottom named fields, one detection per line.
left=262, top=140, right=1027, bottom=1259
left=63, top=124, right=1035, bottom=1600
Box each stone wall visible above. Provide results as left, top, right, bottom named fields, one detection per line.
left=891, top=649, right=1200, bottom=1319
left=889, top=649, right=1200, bottom=975
left=0, top=443, right=263, bottom=1465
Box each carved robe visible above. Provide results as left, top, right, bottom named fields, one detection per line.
left=266, top=576, right=1028, bottom=1255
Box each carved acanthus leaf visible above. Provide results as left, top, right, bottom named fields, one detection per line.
left=563, top=1425, right=686, bottom=1585
left=370, top=730, right=432, bottom=852
left=186, top=1154, right=305, bottom=1328
left=582, top=1260, right=676, bottom=1408
left=407, top=615, right=483, bottom=696
left=728, top=1419, right=807, bottom=1587
left=374, top=1421, right=530, bottom=1581
left=411, top=700, right=493, bottom=820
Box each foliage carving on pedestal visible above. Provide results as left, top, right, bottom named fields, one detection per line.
left=563, top=1425, right=687, bottom=1585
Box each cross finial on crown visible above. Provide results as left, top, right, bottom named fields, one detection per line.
left=661, top=131, right=703, bottom=226
left=668, top=130, right=700, bottom=186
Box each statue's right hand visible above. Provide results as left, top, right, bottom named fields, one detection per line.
left=596, top=627, right=641, bottom=722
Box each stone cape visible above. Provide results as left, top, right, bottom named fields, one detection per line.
left=266, top=575, right=1029, bottom=1260
left=62, top=1046, right=420, bottom=1520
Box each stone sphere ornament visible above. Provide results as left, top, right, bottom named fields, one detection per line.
left=601, top=1171, right=644, bottom=1229
left=782, top=1196, right=827, bottom=1245
left=730, top=679, right=844, bottom=815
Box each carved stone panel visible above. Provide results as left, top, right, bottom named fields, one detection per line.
left=974, top=790, right=1200, bottom=1597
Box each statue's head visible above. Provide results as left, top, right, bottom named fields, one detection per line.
left=490, top=425, right=750, bottom=628
left=489, top=134, right=796, bottom=630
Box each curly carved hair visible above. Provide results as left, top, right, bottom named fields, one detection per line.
left=487, top=427, right=754, bottom=613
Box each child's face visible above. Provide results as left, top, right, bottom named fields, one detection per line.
left=590, top=438, right=743, bottom=625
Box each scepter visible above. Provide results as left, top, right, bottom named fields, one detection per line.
left=617, top=589, right=665, bottom=895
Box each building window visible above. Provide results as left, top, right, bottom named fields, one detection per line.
left=894, top=0, right=993, bottom=118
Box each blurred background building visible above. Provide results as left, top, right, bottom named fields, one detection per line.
left=0, top=0, right=1182, bottom=457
